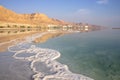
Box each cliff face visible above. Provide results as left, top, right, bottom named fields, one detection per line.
left=0, top=6, right=66, bottom=25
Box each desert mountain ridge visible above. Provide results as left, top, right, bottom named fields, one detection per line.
left=0, top=5, right=67, bottom=25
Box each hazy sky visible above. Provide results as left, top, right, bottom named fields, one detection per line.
left=0, top=0, right=120, bottom=27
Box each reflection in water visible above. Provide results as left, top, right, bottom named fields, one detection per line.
left=0, top=29, right=40, bottom=37
left=34, top=32, right=66, bottom=43
left=0, top=26, right=102, bottom=52
left=0, top=25, right=101, bottom=37
left=34, top=29, right=120, bottom=80
left=0, top=24, right=104, bottom=80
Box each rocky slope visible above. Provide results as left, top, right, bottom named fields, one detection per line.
left=0, top=5, right=66, bottom=25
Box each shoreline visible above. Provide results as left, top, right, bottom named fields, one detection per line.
left=0, top=31, right=68, bottom=52
left=8, top=32, right=94, bottom=80
left=0, top=31, right=49, bottom=52
left=0, top=31, right=39, bottom=52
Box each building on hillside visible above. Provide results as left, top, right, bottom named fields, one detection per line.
left=62, top=26, right=68, bottom=31
left=85, top=25, right=89, bottom=31
left=47, top=24, right=61, bottom=31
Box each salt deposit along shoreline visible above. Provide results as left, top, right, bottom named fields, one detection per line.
left=8, top=32, right=94, bottom=80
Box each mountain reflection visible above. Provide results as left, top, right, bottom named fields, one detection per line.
left=0, top=25, right=102, bottom=52
left=0, top=25, right=101, bottom=36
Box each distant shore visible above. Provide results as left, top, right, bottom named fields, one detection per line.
left=112, top=28, right=120, bottom=29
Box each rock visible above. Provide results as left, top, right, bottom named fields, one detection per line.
left=0, top=6, right=67, bottom=25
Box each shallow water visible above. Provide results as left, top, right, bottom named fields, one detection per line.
left=0, top=51, right=33, bottom=80
left=35, top=29, right=120, bottom=80
left=0, top=29, right=120, bottom=80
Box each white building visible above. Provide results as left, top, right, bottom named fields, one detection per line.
left=85, top=26, right=89, bottom=31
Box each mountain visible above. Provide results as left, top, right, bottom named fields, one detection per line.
left=0, top=6, right=66, bottom=25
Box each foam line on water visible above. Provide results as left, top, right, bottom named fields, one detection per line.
left=8, top=32, right=94, bottom=80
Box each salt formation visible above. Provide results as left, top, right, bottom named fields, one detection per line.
left=8, top=32, right=94, bottom=80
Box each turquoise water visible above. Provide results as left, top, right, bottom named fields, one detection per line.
left=35, top=29, right=120, bottom=80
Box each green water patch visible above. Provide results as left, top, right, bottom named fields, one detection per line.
left=36, top=29, right=120, bottom=80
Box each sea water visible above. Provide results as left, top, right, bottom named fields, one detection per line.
left=35, top=29, right=120, bottom=80
left=4, top=32, right=93, bottom=80
left=0, top=29, right=120, bottom=80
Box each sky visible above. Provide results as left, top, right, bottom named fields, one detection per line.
left=0, top=0, right=120, bottom=27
